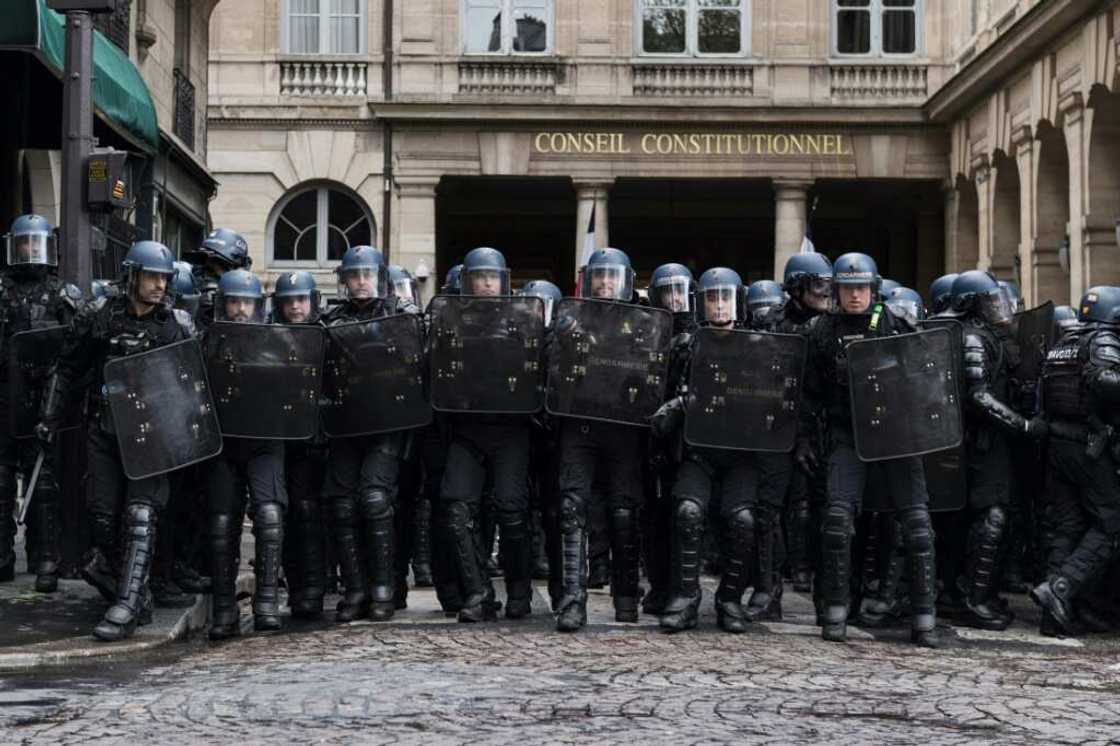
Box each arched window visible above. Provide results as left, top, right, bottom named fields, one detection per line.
left=269, top=183, right=375, bottom=265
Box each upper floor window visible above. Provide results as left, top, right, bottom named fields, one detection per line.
left=270, top=183, right=375, bottom=265
left=284, top=0, right=365, bottom=55
left=638, top=0, right=751, bottom=56
left=834, top=0, right=920, bottom=56
left=463, top=0, right=553, bottom=54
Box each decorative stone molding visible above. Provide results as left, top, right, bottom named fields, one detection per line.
left=458, top=61, right=560, bottom=95
left=280, top=61, right=368, bottom=97
left=1009, top=124, right=1033, bottom=152
left=829, top=64, right=928, bottom=101
left=1057, top=90, right=1085, bottom=124
left=630, top=64, right=754, bottom=97
left=970, top=152, right=991, bottom=182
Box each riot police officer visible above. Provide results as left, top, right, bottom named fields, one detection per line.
left=947, top=270, right=1046, bottom=630
left=39, top=240, right=192, bottom=641
left=321, top=246, right=410, bottom=622
left=270, top=271, right=329, bottom=620
left=171, top=261, right=200, bottom=316
left=653, top=268, right=762, bottom=633
left=553, top=248, right=647, bottom=631
left=438, top=247, right=538, bottom=622
left=642, top=263, right=696, bottom=615
left=183, top=228, right=251, bottom=327
left=0, top=215, right=81, bottom=591
left=885, top=286, right=926, bottom=325
left=746, top=280, right=784, bottom=329
left=929, top=274, right=960, bottom=316
left=1054, top=305, right=1078, bottom=333
left=205, top=270, right=289, bottom=638
left=1032, top=286, right=1120, bottom=635
left=800, top=253, right=939, bottom=647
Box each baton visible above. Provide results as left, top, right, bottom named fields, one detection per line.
left=17, top=448, right=45, bottom=525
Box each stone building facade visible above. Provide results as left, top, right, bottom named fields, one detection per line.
left=207, top=0, right=1120, bottom=305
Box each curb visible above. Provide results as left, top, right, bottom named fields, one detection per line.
left=0, top=572, right=254, bottom=672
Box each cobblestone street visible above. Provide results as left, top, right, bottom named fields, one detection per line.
left=3, top=581, right=1119, bottom=745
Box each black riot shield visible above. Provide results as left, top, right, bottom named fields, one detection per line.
left=321, top=314, right=431, bottom=438
left=1011, top=301, right=1055, bottom=406
left=7, top=327, right=84, bottom=438
left=847, top=328, right=963, bottom=462
left=428, top=295, right=545, bottom=414
left=546, top=298, right=673, bottom=427
left=916, top=318, right=967, bottom=512
left=103, top=338, right=223, bottom=480
left=203, top=322, right=325, bottom=440
left=683, top=328, right=807, bottom=452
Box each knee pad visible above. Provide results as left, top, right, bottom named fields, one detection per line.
left=444, top=500, right=474, bottom=532
left=898, top=507, right=934, bottom=553
left=821, top=504, right=851, bottom=551
left=611, top=506, right=636, bottom=527
left=674, top=498, right=705, bottom=538
left=558, top=494, right=585, bottom=531
left=254, top=502, right=284, bottom=533
left=791, top=499, right=812, bottom=523
left=124, top=504, right=154, bottom=539
left=331, top=494, right=357, bottom=523
left=981, top=505, right=1007, bottom=534
left=725, top=507, right=755, bottom=539
left=209, top=512, right=237, bottom=540
left=360, top=489, right=393, bottom=521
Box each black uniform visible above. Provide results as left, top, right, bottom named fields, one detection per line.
left=802, top=307, right=938, bottom=644
left=1035, top=322, right=1120, bottom=632
left=0, top=270, right=80, bottom=589
left=321, top=297, right=406, bottom=622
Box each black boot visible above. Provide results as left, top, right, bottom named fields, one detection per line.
left=28, top=479, right=61, bottom=593
left=94, top=505, right=156, bottom=642
left=412, top=496, right=433, bottom=587
left=787, top=497, right=813, bottom=593
left=253, top=502, right=284, bottom=632
left=555, top=524, right=588, bottom=632
left=745, top=513, right=782, bottom=623
left=859, top=519, right=904, bottom=627
left=359, top=490, right=396, bottom=621
left=609, top=507, right=640, bottom=623
left=716, top=508, right=755, bottom=634
left=208, top=512, right=242, bottom=640
left=447, top=501, right=495, bottom=623
left=819, top=503, right=852, bottom=643
left=83, top=511, right=119, bottom=603
left=332, top=495, right=370, bottom=623
left=660, top=499, right=703, bottom=633
left=962, top=507, right=1013, bottom=630
left=900, top=507, right=940, bottom=648
left=1031, top=576, right=1079, bottom=635
left=500, top=515, right=533, bottom=619
left=289, top=496, right=325, bottom=620
left=0, top=465, right=15, bottom=582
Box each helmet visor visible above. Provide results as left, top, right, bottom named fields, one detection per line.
left=338, top=266, right=389, bottom=301
left=217, top=293, right=265, bottom=323
left=651, top=276, right=692, bottom=314
left=700, top=285, right=740, bottom=325
left=6, top=231, right=58, bottom=267
left=582, top=265, right=633, bottom=301
left=887, top=298, right=923, bottom=324
left=462, top=268, right=510, bottom=297
left=978, top=287, right=1014, bottom=327
left=393, top=278, right=421, bottom=307
left=274, top=291, right=318, bottom=323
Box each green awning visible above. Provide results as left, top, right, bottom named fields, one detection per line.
left=0, top=0, right=159, bottom=152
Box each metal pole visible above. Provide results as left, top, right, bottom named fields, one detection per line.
left=59, top=10, right=94, bottom=292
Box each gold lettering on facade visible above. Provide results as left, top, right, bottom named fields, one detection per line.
left=532, top=132, right=853, bottom=157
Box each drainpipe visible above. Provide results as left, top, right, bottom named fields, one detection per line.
left=381, top=0, right=394, bottom=256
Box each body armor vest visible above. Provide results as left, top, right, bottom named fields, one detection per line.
left=1042, top=326, right=1091, bottom=419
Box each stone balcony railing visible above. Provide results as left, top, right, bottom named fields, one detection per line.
left=280, top=60, right=369, bottom=97
left=457, top=60, right=561, bottom=95
left=829, top=64, right=928, bottom=101
left=631, top=63, right=754, bottom=97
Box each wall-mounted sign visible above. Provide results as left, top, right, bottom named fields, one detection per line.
left=533, top=131, right=853, bottom=157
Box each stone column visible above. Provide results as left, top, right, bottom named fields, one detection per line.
left=1011, top=125, right=1041, bottom=307
left=973, top=156, right=993, bottom=272
left=941, top=179, right=960, bottom=274
left=1061, top=92, right=1086, bottom=305
left=773, top=179, right=813, bottom=282
left=394, top=176, right=440, bottom=304
left=573, top=180, right=612, bottom=280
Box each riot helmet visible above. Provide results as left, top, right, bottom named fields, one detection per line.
left=696, top=267, right=744, bottom=327
left=388, top=264, right=422, bottom=308
left=1078, top=286, right=1120, bottom=325
left=442, top=264, right=464, bottom=294
left=928, top=273, right=959, bottom=315
left=950, top=270, right=1014, bottom=327
left=782, top=252, right=832, bottom=312
left=91, top=278, right=117, bottom=302
left=4, top=214, right=57, bottom=268
left=747, top=280, right=784, bottom=325
left=998, top=280, right=1024, bottom=313
left=121, top=240, right=175, bottom=308
left=185, top=227, right=251, bottom=271
left=521, top=279, right=562, bottom=327
left=879, top=278, right=901, bottom=300
left=216, top=269, right=265, bottom=323
left=648, top=263, right=694, bottom=315
left=581, top=248, right=635, bottom=301
left=832, top=252, right=880, bottom=314
left=272, top=270, right=320, bottom=324
left=171, top=261, right=200, bottom=315
left=336, top=245, right=390, bottom=302
left=1053, top=304, right=1078, bottom=333
left=461, top=247, right=510, bottom=297
left=885, top=286, right=926, bottom=324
